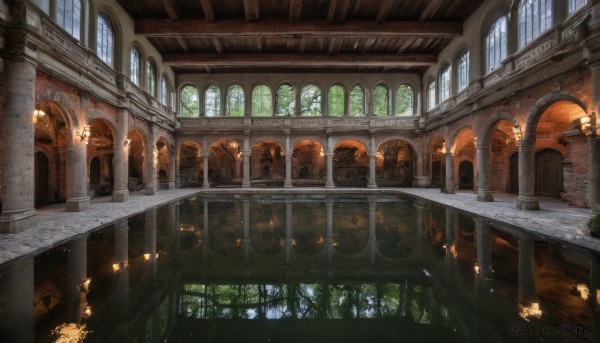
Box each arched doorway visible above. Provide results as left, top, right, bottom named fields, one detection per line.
left=156, top=138, right=170, bottom=188
left=88, top=119, right=115, bottom=196
left=250, top=140, right=285, bottom=187
left=535, top=149, right=563, bottom=197
left=453, top=128, right=477, bottom=191
left=179, top=141, right=203, bottom=187
left=292, top=139, right=325, bottom=187
left=333, top=139, right=369, bottom=187
left=427, top=137, right=446, bottom=189
left=458, top=161, right=474, bottom=190
left=127, top=129, right=146, bottom=191
left=376, top=139, right=415, bottom=187
left=34, top=151, right=49, bottom=207
left=208, top=139, right=243, bottom=187
left=89, top=157, right=102, bottom=192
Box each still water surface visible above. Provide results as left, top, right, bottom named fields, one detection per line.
left=0, top=194, right=598, bottom=342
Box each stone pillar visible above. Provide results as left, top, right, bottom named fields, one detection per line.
left=66, top=138, right=91, bottom=211
left=0, top=258, right=34, bottom=343
left=326, top=200, right=333, bottom=263
left=445, top=209, right=455, bottom=249
left=65, top=236, right=87, bottom=323
left=284, top=133, right=293, bottom=188
left=112, top=109, right=129, bottom=202
left=242, top=135, right=251, bottom=188
left=145, top=124, right=158, bottom=195
left=518, top=235, right=537, bottom=310
left=112, top=220, right=130, bottom=318
left=145, top=207, right=157, bottom=278
left=0, top=58, right=37, bottom=233
left=243, top=200, right=250, bottom=261
left=476, top=145, right=493, bottom=202
left=325, top=135, right=334, bottom=188
left=589, top=62, right=600, bottom=214
left=516, top=141, right=540, bottom=210
left=368, top=198, right=377, bottom=263
left=168, top=146, right=176, bottom=189
left=203, top=200, right=209, bottom=261
left=285, top=199, right=293, bottom=263
left=444, top=152, right=455, bottom=194
left=413, top=203, right=425, bottom=260
left=475, top=218, right=492, bottom=281
left=202, top=149, right=210, bottom=188
left=169, top=202, right=180, bottom=257
left=413, top=150, right=431, bottom=187
left=114, top=219, right=129, bottom=268
left=368, top=133, right=377, bottom=188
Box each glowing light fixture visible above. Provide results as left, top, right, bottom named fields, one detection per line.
left=82, top=278, right=91, bottom=292
left=580, top=116, right=592, bottom=136
left=112, top=263, right=121, bottom=271
left=474, top=263, right=480, bottom=275
left=144, top=253, right=151, bottom=261
left=512, top=125, right=523, bottom=142
left=33, top=109, right=46, bottom=124
left=84, top=306, right=92, bottom=317
left=77, top=126, right=91, bottom=143
left=124, top=138, right=131, bottom=148
left=519, top=302, right=542, bottom=320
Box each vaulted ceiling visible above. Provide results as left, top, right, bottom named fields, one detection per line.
left=117, top=0, right=484, bottom=74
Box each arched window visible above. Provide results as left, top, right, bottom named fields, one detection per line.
left=328, top=85, right=345, bottom=116
left=57, top=0, right=81, bottom=40
left=180, top=85, right=199, bottom=117
left=427, top=79, right=436, bottom=110
left=96, top=14, right=114, bottom=67
left=440, top=65, right=451, bottom=102
left=301, top=84, right=322, bottom=116
left=226, top=84, right=244, bottom=116
left=146, top=61, right=156, bottom=96
left=372, top=84, right=390, bottom=116
left=457, top=50, right=470, bottom=91
left=251, top=85, right=272, bottom=116
left=569, top=0, right=587, bottom=14
left=205, top=85, right=221, bottom=117
left=160, top=75, right=168, bottom=106
left=518, top=0, right=552, bottom=49
left=349, top=85, right=365, bottom=116
left=395, top=84, right=414, bottom=116
left=486, top=16, right=508, bottom=73
left=130, top=48, right=140, bottom=86
left=275, top=84, right=295, bottom=116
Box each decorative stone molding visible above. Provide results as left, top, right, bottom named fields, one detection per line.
left=41, top=18, right=86, bottom=63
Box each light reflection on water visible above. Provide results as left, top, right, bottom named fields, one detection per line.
left=0, top=194, right=598, bottom=343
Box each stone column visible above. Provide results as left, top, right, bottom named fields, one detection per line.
left=202, top=149, right=210, bottom=188
left=66, top=138, right=91, bottom=211
left=0, top=258, right=34, bottom=343
left=0, top=58, right=37, bottom=233
left=326, top=200, right=333, bottom=263
left=242, top=135, right=251, bottom=187
left=145, top=207, right=157, bottom=279
left=476, top=144, right=493, bottom=202
left=368, top=198, right=377, bottom=263
left=413, top=202, right=425, bottom=260
left=413, top=149, right=431, bottom=187
left=203, top=200, right=209, bottom=261
left=243, top=200, right=251, bottom=261
left=368, top=133, right=377, bottom=188
left=169, top=202, right=180, bottom=257
left=475, top=218, right=492, bottom=281
left=145, top=124, right=158, bottom=195
left=114, top=219, right=129, bottom=268
left=284, top=133, right=293, bottom=188
left=285, top=199, right=293, bottom=263
left=518, top=235, right=537, bottom=310
left=65, top=236, right=87, bottom=323
left=112, top=109, right=129, bottom=202
left=325, top=135, right=334, bottom=188
left=516, top=141, right=539, bottom=210
left=444, top=152, right=455, bottom=194
left=445, top=209, right=455, bottom=249
left=168, top=146, right=176, bottom=189
left=589, top=62, right=600, bottom=214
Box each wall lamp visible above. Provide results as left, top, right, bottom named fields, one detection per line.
left=512, top=125, right=523, bottom=142
left=77, top=126, right=91, bottom=143
left=33, top=109, right=46, bottom=124
left=580, top=116, right=592, bottom=136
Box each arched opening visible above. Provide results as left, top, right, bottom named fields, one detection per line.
left=127, top=129, right=145, bottom=191
left=208, top=201, right=243, bottom=257
left=333, top=202, right=369, bottom=255
left=489, top=120, right=519, bottom=193
left=88, top=119, right=115, bottom=197
left=291, top=140, right=325, bottom=187
left=208, top=139, right=243, bottom=187
left=535, top=149, right=563, bottom=197
left=179, top=141, right=203, bottom=187
left=427, top=137, right=446, bottom=189
left=250, top=140, right=285, bottom=187
left=156, top=138, right=170, bottom=189
left=458, top=161, right=474, bottom=190
left=292, top=203, right=326, bottom=255
left=250, top=202, right=285, bottom=256
left=376, top=139, right=415, bottom=187
left=34, top=151, right=49, bottom=207
left=376, top=202, right=415, bottom=259
left=333, top=139, right=369, bottom=187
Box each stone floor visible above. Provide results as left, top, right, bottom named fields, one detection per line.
left=0, top=187, right=597, bottom=266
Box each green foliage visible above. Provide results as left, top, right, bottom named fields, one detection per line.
left=301, top=84, right=322, bottom=116
left=588, top=214, right=600, bottom=237
left=180, top=85, right=199, bottom=117
left=349, top=85, right=365, bottom=116
left=372, top=84, right=390, bottom=116
left=395, top=84, right=414, bottom=116
left=252, top=84, right=272, bottom=116
left=226, top=84, right=244, bottom=116
left=328, top=85, right=345, bottom=116
left=275, top=84, right=295, bottom=115
left=205, top=84, right=220, bottom=116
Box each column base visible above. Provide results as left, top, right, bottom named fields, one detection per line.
left=445, top=188, right=455, bottom=194
left=477, top=191, right=494, bottom=202
left=284, top=182, right=293, bottom=188
left=413, top=176, right=431, bottom=188
left=111, top=190, right=129, bottom=203
left=168, top=181, right=176, bottom=190
left=516, top=196, right=540, bottom=211
left=242, top=183, right=251, bottom=188
left=325, top=183, right=335, bottom=189
left=145, top=185, right=158, bottom=195
left=0, top=208, right=36, bottom=233
left=367, top=183, right=377, bottom=189
left=65, top=197, right=91, bottom=212
left=202, top=183, right=210, bottom=189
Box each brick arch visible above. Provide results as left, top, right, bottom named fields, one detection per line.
left=127, top=127, right=149, bottom=148
left=523, top=94, right=587, bottom=143
left=449, top=125, right=476, bottom=152
left=291, top=136, right=326, bottom=149
left=476, top=112, right=518, bottom=147
left=87, top=111, right=118, bottom=138
left=376, top=137, right=419, bottom=156
left=36, top=88, right=80, bottom=131
left=331, top=136, right=368, bottom=150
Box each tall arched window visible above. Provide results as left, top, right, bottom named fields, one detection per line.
left=440, top=65, right=451, bottom=102
left=349, top=85, right=365, bottom=116
left=57, top=0, right=81, bottom=40
left=301, top=84, right=322, bottom=116
left=427, top=79, right=436, bottom=110
left=205, top=85, right=221, bottom=117
left=180, top=85, right=200, bottom=117
left=457, top=50, right=470, bottom=91
left=226, top=84, right=244, bottom=116
left=372, top=84, right=390, bottom=116
left=518, top=0, right=552, bottom=49
left=96, top=14, right=114, bottom=67
left=160, top=75, right=168, bottom=106
left=395, top=84, right=414, bottom=116
left=251, top=85, right=272, bottom=116
left=130, top=48, right=140, bottom=86
left=328, top=85, right=345, bottom=116
left=276, top=84, right=295, bottom=116
left=569, top=0, right=587, bottom=14
left=486, top=16, right=508, bottom=73
left=146, top=61, right=156, bottom=96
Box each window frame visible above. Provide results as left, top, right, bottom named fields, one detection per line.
left=456, top=50, right=470, bottom=92
left=205, top=84, right=221, bottom=117
left=485, top=16, right=508, bottom=73
left=395, top=84, right=415, bottom=116
left=56, top=0, right=82, bottom=40
left=96, top=13, right=115, bottom=67
left=180, top=85, right=200, bottom=118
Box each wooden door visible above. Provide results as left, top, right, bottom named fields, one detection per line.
left=535, top=149, right=563, bottom=197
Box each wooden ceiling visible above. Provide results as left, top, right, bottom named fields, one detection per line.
left=117, top=0, right=484, bottom=74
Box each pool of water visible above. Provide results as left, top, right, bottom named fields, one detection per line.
left=0, top=193, right=598, bottom=342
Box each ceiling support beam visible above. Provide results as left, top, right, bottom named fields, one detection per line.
left=376, top=0, right=396, bottom=22
left=243, top=0, right=260, bottom=22
left=200, top=0, right=215, bottom=22
left=289, top=0, right=302, bottom=22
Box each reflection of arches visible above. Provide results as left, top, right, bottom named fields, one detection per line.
left=34, top=151, right=49, bottom=207
left=250, top=140, right=285, bottom=186
left=458, top=161, right=474, bottom=190
left=333, top=140, right=369, bottom=187
left=535, top=149, right=563, bottom=197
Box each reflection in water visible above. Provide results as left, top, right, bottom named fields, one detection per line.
left=0, top=194, right=599, bottom=343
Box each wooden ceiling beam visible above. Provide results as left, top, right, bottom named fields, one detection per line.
left=162, top=53, right=436, bottom=67
left=211, top=38, right=223, bottom=53
left=289, top=0, right=302, bottom=22
left=420, top=0, right=444, bottom=21
left=243, top=0, right=260, bottom=22
left=199, top=0, right=215, bottom=22
left=376, top=0, right=396, bottom=22
left=158, top=0, right=181, bottom=20
left=327, top=0, right=338, bottom=23
left=135, top=19, right=462, bottom=38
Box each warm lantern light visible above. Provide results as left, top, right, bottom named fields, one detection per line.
left=474, top=263, right=480, bottom=275
left=82, top=278, right=91, bottom=291
left=33, top=109, right=46, bottom=124
left=144, top=253, right=151, bottom=261
left=440, top=143, right=447, bottom=154
left=580, top=116, right=592, bottom=136
left=84, top=306, right=92, bottom=317
left=319, top=147, right=325, bottom=157
left=519, top=302, right=542, bottom=320
left=77, top=126, right=91, bottom=143
left=576, top=283, right=590, bottom=301
left=512, top=125, right=523, bottom=141
left=124, top=138, right=131, bottom=148
left=112, top=263, right=121, bottom=271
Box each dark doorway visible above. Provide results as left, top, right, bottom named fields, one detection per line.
left=34, top=151, right=49, bottom=207
left=535, top=149, right=563, bottom=197
left=509, top=152, right=519, bottom=193
left=90, top=157, right=101, bottom=191
left=458, top=161, right=474, bottom=190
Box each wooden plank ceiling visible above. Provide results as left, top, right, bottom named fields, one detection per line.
left=117, top=0, right=484, bottom=74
